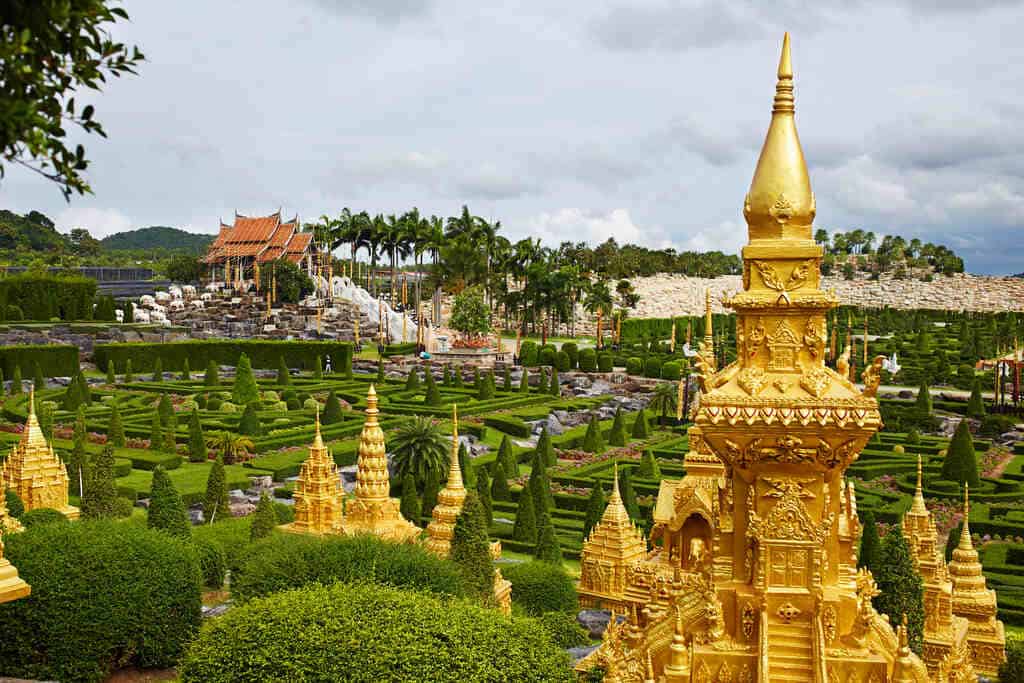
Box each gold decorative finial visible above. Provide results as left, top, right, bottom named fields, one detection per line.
left=704, top=289, right=713, bottom=345
left=910, top=454, right=928, bottom=515
left=447, top=404, right=462, bottom=490
left=744, top=32, right=814, bottom=242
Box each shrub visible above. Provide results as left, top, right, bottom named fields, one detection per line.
left=631, top=407, right=650, bottom=438
left=597, top=352, right=613, bottom=372
left=193, top=538, right=227, bottom=589
left=231, top=533, right=464, bottom=603
left=232, top=353, right=259, bottom=405
left=538, top=345, right=556, bottom=367
left=644, top=357, right=663, bottom=378
left=502, top=561, right=578, bottom=615
left=535, top=611, right=590, bottom=648
left=20, top=508, right=68, bottom=528
left=578, top=348, right=597, bottom=372
left=534, top=512, right=563, bottom=564
left=249, top=492, right=277, bottom=541
left=520, top=340, right=539, bottom=366
left=147, top=466, right=191, bottom=539
left=238, top=402, right=262, bottom=437
left=560, top=342, right=579, bottom=368
left=554, top=350, right=571, bottom=372
left=661, top=360, right=682, bottom=381
left=582, top=413, right=605, bottom=454
left=625, top=357, right=643, bottom=375
left=178, top=582, right=572, bottom=683
left=941, top=420, right=979, bottom=487
left=0, top=521, right=202, bottom=683
left=6, top=488, right=25, bottom=519
left=323, top=390, right=344, bottom=425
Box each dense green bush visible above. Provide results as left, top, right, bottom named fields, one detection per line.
left=535, top=611, right=590, bottom=648
left=661, top=360, right=682, bottom=380
left=560, top=342, right=579, bottom=368
left=0, top=345, right=79, bottom=379
left=644, top=357, right=663, bottom=378
left=19, top=507, right=68, bottom=528
left=231, top=533, right=465, bottom=603
left=179, top=583, right=572, bottom=682
left=93, top=340, right=353, bottom=373
left=554, top=350, right=571, bottom=372
left=0, top=521, right=202, bottom=683
left=193, top=538, right=227, bottom=589
left=597, top=352, right=613, bottom=372
left=519, top=340, right=539, bottom=366
left=538, top=345, right=556, bottom=367
left=0, top=273, right=96, bottom=321
left=625, top=357, right=643, bottom=375
left=578, top=348, right=597, bottom=372
left=502, top=560, right=578, bottom=615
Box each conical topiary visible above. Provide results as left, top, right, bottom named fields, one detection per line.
left=857, top=510, right=882, bottom=573
left=180, top=358, right=191, bottom=381
left=400, top=471, right=421, bottom=523
left=450, top=492, right=495, bottom=600
left=108, top=401, right=126, bottom=448
left=536, top=426, right=555, bottom=468
left=490, top=461, right=511, bottom=501
left=276, top=356, right=291, bottom=386
left=232, top=353, right=259, bottom=405
left=582, top=413, right=605, bottom=454
left=421, top=468, right=441, bottom=517
left=238, top=402, right=262, bottom=437
left=313, top=355, right=323, bottom=380
left=527, top=449, right=554, bottom=514
left=941, top=420, right=979, bottom=487
left=405, top=368, right=420, bottom=391
left=81, top=445, right=118, bottom=519
left=424, top=367, right=441, bottom=405
left=323, top=391, right=343, bottom=425
left=608, top=407, right=626, bottom=447
left=188, top=407, right=207, bottom=463
left=582, top=481, right=606, bottom=541
left=512, top=489, right=538, bottom=544
left=618, top=467, right=641, bottom=520
left=250, top=492, right=278, bottom=541
left=152, top=357, right=164, bottom=382
left=534, top=512, right=563, bottom=565
left=148, top=465, right=191, bottom=539
left=549, top=367, right=559, bottom=396
left=205, top=360, right=219, bottom=386
left=874, top=523, right=925, bottom=653
left=475, top=466, right=493, bottom=527
left=203, top=455, right=230, bottom=524
left=124, top=359, right=133, bottom=383
left=637, top=449, right=661, bottom=479
left=966, top=378, right=986, bottom=419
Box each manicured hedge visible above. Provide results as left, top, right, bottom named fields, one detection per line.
left=483, top=414, right=533, bottom=438
left=0, top=344, right=80, bottom=378
left=502, top=561, right=578, bottom=615
left=0, top=521, right=202, bottom=683
left=625, top=357, right=643, bottom=375
left=94, top=340, right=353, bottom=373
left=0, top=273, right=97, bottom=321
left=381, top=342, right=417, bottom=357
left=231, top=534, right=465, bottom=603
left=579, top=348, right=597, bottom=372
left=519, top=340, right=539, bottom=366
left=179, top=583, right=573, bottom=682
left=598, top=352, right=613, bottom=372
left=661, top=360, right=682, bottom=380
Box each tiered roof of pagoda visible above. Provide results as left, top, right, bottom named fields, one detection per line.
left=204, top=210, right=311, bottom=264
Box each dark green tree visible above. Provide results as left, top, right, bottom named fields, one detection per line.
left=147, top=465, right=191, bottom=539
left=10, top=365, right=21, bottom=395
left=450, top=491, right=495, bottom=601
left=107, top=401, right=125, bottom=447
left=276, top=356, right=290, bottom=386
left=637, top=449, right=661, bottom=479
left=399, top=472, right=421, bottom=523
left=582, top=481, right=606, bottom=541
left=150, top=410, right=164, bottom=451
left=512, top=489, right=538, bottom=544
left=313, top=355, right=323, bottom=379
left=152, top=357, right=163, bottom=382
left=187, top=407, right=207, bottom=463
left=519, top=369, right=530, bottom=393
left=452, top=365, right=463, bottom=388
left=157, top=393, right=175, bottom=428
left=631, top=407, right=650, bottom=438
left=608, top=407, right=627, bottom=447
left=323, top=391, right=344, bottom=425
left=503, top=366, right=511, bottom=391
left=421, top=467, right=441, bottom=518
left=104, top=361, right=116, bottom=385
left=124, top=359, right=133, bottom=383
left=423, top=367, right=441, bottom=405
left=232, top=353, right=259, bottom=405
left=873, top=524, right=925, bottom=654
left=857, top=510, right=882, bottom=572
left=33, top=362, right=45, bottom=392
left=5, top=489, right=24, bottom=519
left=941, top=420, right=979, bottom=487
left=490, top=461, right=511, bottom=501
left=549, top=367, right=559, bottom=396
left=914, top=379, right=932, bottom=418
left=180, top=358, right=191, bottom=381
left=582, top=413, right=605, bottom=454
left=536, top=426, right=555, bottom=468
left=442, top=364, right=451, bottom=386
left=458, top=442, right=476, bottom=489
left=250, top=492, right=277, bottom=541
left=945, top=520, right=964, bottom=562
left=203, top=455, right=230, bottom=524
left=495, top=435, right=516, bottom=478
left=238, top=402, right=262, bottom=437
left=618, top=467, right=641, bottom=520
left=81, top=445, right=118, bottom=519
left=527, top=449, right=555, bottom=514
left=966, top=378, right=986, bottom=419
left=534, top=512, right=563, bottom=565
left=404, top=368, right=420, bottom=391
left=475, top=466, right=493, bottom=527
left=477, top=369, right=495, bottom=400
left=376, top=358, right=385, bottom=383
left=204, top=360, right=219, bottom=387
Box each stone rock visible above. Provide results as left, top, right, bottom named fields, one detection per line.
left=230, top=502, right=256, bottom=517
left=577, top=609, right=625, bottom=639
left=567, top=645, right=599, bottom=663
left=545, top=414, right=564, bottom=436
left=202, top=601, right=233, bottom=618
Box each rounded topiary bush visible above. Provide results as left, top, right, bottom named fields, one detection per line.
left=661, top=360, right=682, bottom=381
left=502, top=560, right=578, bottom=615
left=519, top=340, right=539, bottom=366
left=205, top=397, right=222, bottom=411
left=555, top=351, right=571, bottom=372
left=231, top=533, right=465, bottom=603
left=625, top=357, right=643, bottom=375
left=560, top=342, right=579, bottom=369
left=19, top=508, right=69, bottom=528
left=597, top=352, right=613, bottom=373
left=179, top=582, right=573, bottom=682
left=644, top=357, right=663, bottom=378
left=538, top=345, right=557, bottom=367
left=578, top=348, right=597, bottom=373
left=220, top=402, right=237, bottom=413
left=0, top=520, right=202, bottom=683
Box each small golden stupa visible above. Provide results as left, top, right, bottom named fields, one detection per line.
left=947, top=485, right=1006, bottom=676
left=579, top=463, right=648, bottom=611
left=423, top=404, right=512, bottom=615
left=3, top=389, right=79, bottom=520
left=424, top=404, right=468, bottom=557
left=279, top=407, right=344, bottom=535
left=337, top=384, right=420, bottom=542
left=576, top=33, right=1004, bottom=682
left=0, top=471, right=30, bottom=604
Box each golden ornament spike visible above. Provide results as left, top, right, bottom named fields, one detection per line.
left=704, top=288, right=713, bottom=346
left=910, top=453, right=927, bottom=515
left=280, top=402, right=343, bottom=536
left=424, top=403, right=468, bottom=556
left=0, top=466, right=30, bottom=603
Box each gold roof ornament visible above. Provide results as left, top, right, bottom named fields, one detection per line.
left=424, top=404, right=468, bottom=557
left=0, top=467, right=30, bottom=604
left=279, top=406, right=345, bottom=535
left=577, top=33, right=1002, bottom=681
left=338, top=385, right=420, bottom=542
left=2, top=389, right=78, bottom=520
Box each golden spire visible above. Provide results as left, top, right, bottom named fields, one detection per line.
left=446, top=403, right=463, bottom=491
left=279, top=401, right=344, bottom=536
left=312, top=404, right=324, bottom=451
left=744, top=32, right=814, bottom=243
left=958, top=483, right=973, bottom=551
left=910, top=454, right=928, bottom=515
left=703, top=289, right=714, bottom=347
left=354, top=384, right=389, bottom=502
left=600, top=462, right=632, bottom=528
left=424, top=403, right=468, bottom=556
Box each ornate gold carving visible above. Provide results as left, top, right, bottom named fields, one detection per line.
left=767, top=320, right=801, bottom=372
left=737, top=367, right=767, bottom=396
left=741, top=601, right=757, bottom=640
left=803, top=319, right=824, bottom=358
left=747, top=318, right=766, bottom=359
left=800, top=365, right=832, bottom=397
left=823, top=605, right=838, bottom=644
left=777, top=601, right=802, bottom=622
left=753, top=259, right=815, bottom=304
left=769, top=193, right=794, bottom=224
left=861, top=354, right=885, bottom=398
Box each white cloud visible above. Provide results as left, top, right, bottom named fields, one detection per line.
left=526, top=208, right=674, bottom=249
left=679, top=220, right=745, bottom=254
left=55, top=208, right=133, bottom=238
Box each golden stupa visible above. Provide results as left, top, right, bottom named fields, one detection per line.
left=3, top=389, right=79, bottom=520
left=0, top=469, right=30, bottom=604
left=576, top=34, right=1004, bottom=682
left=337, top=384, right=420, bottom=542
left=279, top=407, right=345, bottom=535
left=424, top=404, right=513, bottom=615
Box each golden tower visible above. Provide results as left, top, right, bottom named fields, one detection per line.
left=3, top=390, right=79, bottom=520
left=337, top=385, right=420, bottom=543
left=424, top=404, right=468, bottom=557
left=279, top=408, right=344, bottom=535
left=574, top=34, right=1003, bottom=682
left=579, top=464, right=648, bottom=611
left=0, top=470, right=30, bottom=604
left=947, top=485, right=1006, bottom=676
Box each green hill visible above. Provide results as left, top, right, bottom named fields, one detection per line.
left=0, top=210, right=67, bottom=252
left=100, top=226, right=213, bottom=254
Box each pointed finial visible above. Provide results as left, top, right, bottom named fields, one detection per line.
left=27, top=386, right=35, bottom=417
left=916, top=454, right=923, bottom=492
left=611, top=461, right=621, bottom=501
left=704, top=289, right=713, bottom=343
left=958, top=483, right=975, bottom=550
left=446, top=403, right=464, bottom=491
left=772, top=32, right=795, bottom=115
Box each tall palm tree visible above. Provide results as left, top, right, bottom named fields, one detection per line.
left=389, top=415, right=449, bottom=485
left=205, top=431, right=255, bottom=465
left=366, top=214, right=387, bottom=296
left=426, top=215, right=446, bottom=323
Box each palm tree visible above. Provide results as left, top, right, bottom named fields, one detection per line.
left=426, top=215, right=446, bottom=323
left=367, top=214, right=387, bottom=296
left=389, top=415, right=449, bottom=485
left=205, top=431, right=255, bottom=465
left=647, top=382, right=678, bottom=426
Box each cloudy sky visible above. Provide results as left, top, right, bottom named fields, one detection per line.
left=3, top=0, right=1024, bottom=274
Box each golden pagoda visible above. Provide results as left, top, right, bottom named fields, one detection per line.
left=947, top=485, right=1006, bottom=677
left=424, top=404, right=468, bottom=557
left=337, top=384, right=420, bottom=542
left=579, top=463, right=648, bottom=611
left=3, top=390, right=78, bottom=520
left=0, top=471, right=30, bottom=604
left=576, top=34, right=1004, bottom=682
left=423, top=404, right=513, bottom=615
left=279, top=408, right=344, bottom=535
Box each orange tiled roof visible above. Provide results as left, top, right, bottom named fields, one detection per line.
left=258, top=246, right=286, bottom=263
left=204, top=212, right=312, bottom=265
left=228, top=211, right=281, bottom=243
left=286, top=232, right=313, bottom=254
left=285, top=252, right=306, bottom=264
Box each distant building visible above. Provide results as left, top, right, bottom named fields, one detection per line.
left=203, top=210, right=314, bottom=282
